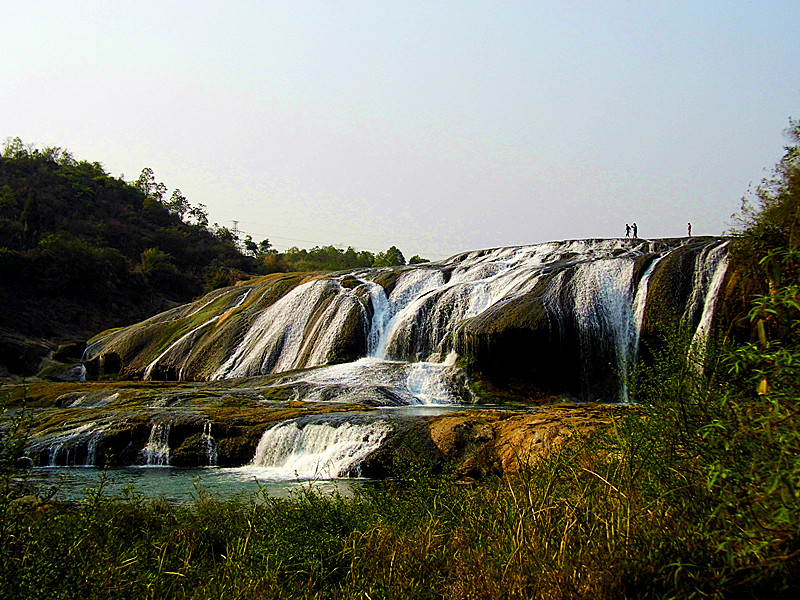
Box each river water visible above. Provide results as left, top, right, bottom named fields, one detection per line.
left=22, top=466, right=362, bottom=505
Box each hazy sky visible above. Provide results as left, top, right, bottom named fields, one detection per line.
left=3, top=1, right=798, bottom=260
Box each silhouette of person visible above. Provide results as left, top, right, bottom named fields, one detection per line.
left=632, top=222, right=638, bottom=239
left=625, top=223, right=631, bottom=238
left=687, top=222, right=692, bottom=237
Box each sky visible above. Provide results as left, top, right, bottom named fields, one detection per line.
left=2, top=1, right=799, bottom=260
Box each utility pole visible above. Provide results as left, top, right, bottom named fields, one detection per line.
left=232, top=220, right=240, bottom=248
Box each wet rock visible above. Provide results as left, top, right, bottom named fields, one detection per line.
left=428, top=404, right=619, bottom=479
left=453, top=283, right=566, bottom=399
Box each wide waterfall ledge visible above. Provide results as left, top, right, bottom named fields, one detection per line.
left=82, top=237, right=731, bottom=405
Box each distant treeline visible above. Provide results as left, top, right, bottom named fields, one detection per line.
left=0, top=138, right=252, bottom=302
left=0, top=138, right=423, bottom=305
left=243, top=238, right=429, bottom=275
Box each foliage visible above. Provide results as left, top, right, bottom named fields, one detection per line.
left=0, top=388, right=31, bottom=474
left=280, top=245, right=376, bottom=273
left=0, top=141, right=256, bottom=347
left=373, top=245, right=406, bottom=267
left=0, top=140, right=251, bottom=301
left=727, top=118, right=800, bottom=337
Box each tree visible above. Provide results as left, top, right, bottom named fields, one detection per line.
left=186, top=204, right=209, bottom=228
left=166, top=188, right=189, bottom=218
left=258, top=239, right=273, bottom=254
left=1, top=137, right=25, bottom=159
left=730, top=118, right=800, bottom=340
left=135, top=167, right=167, bottom=204
left=20, top=192, right=40, bottom=248
left=243, top=235, right=258, bottom=257
left=373, top=246, right=406, bottom=267
left=0, top=185, right=16, bottom=219
left=409, top=255, right=429, bottom=264
left=211, top=224, right=237, bottom=249
left=135, top=247, right=184, bottom=292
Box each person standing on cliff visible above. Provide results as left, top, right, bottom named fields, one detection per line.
left=632, top=223, right=638, bottom=238
left=625, top=224, right=631, bottom=238
left=687, top=222, right=692, bottom=237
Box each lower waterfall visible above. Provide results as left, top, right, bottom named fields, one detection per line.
left=25, top=422, right=108, bottom=467
left=247, top=416, right=392, bottom=480
left=202, top=422, right=218, bottom=467
left=141, top=423, right=171, bottom=466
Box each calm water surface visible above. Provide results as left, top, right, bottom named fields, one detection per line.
left=23, top=466, right=363, bottom=505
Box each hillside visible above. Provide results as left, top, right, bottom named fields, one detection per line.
left=0, top=139, right=252, bottom=376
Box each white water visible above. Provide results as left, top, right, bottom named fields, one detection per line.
left=25, top=422, right=107, bottom=467
left=90, top=238, right=731, bottom=406
left=368, top=269, right=446, bottom=358
left=571, top=259, right=637, bottom=399
left=690, top=242, right=730, bottom=364
left=141, top=423, right=171, bottom=466
left=45, top=238, right=733, bottom=484
left=212, top=279, right=365, bottom=379
left=205, top=239, right=733, bottom=404
left=269, top=355, right=461, bottom=406
left=245, top=417, right=392, bottom=480
left=202, top=422, right=218, bottom=467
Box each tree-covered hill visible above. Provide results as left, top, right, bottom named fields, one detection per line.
left=0, top=139, right=252, bottom=375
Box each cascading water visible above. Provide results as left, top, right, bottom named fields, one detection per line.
left=30, top=237, right=735, bottom=484
left=86, top=237, right=732, bottom=405
left=246, top=415, right=392, bottom=480
left=141, top=423, right=171, bottom=466
left=202, top=422, right=218, bottom=466
left=144, top=288, right=253, bottom=380
left=25, top=422, right=108, bottom=467
left=212, top=279, right=366, bottom=379
left=689, top=242, right=730, bottom=363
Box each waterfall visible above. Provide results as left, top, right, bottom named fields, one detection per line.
left=366, top=281, right=393, bottom=356
left=684, top=241, right=729, bottom=328
left=247, top=416, right=392, bottom=480
left=368, top=269, right=446, bottom=358
left=25, top=422, right=106, bottom=467
left=202, top=422, right=218, bottom=466
left=405, top=352, right=460, bottom=404
left=625, top=255, right=665, bottom=401
left=571, top=259, right=637, bottom=400
left=690, top=243, right=730, bottom=364
left=141, top=423, right=171, bottom=466
left=212, top=280, right=354, bottom=379
left=87, top=237, right=732, bottom=404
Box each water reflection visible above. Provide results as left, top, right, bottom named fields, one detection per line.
left=23, top=466, right=363, bottom=505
